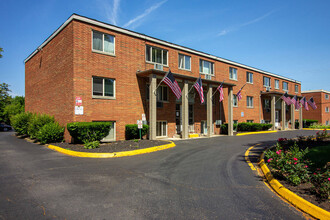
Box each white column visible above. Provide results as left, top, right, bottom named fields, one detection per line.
left=291, top=104, right=295, bottom=129
left=271, top=95, right=276, bottom=130
left=182, top=80, right=189, bottom=139
left=281, top=99, right=286, bottom=130
left=207, top=85, right=213, bottom=137
left=149, top=74, right=157, bottom=140
left=228, top=87, right=233, bottom=136
left=299, top=107, right=303, bottom=129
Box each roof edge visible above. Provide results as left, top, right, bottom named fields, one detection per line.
left=24, top=14, right=301, bottom=84
left=302, top=89, right=330, bottom=94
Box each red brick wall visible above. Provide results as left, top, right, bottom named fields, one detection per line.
left=303, top=92, right=330, bottom=125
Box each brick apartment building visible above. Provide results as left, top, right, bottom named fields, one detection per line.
left=25, top=14, right=303, bottom=142
left=302, top=90, right=330, bottom=125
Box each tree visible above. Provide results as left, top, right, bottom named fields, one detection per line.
left=3, top=96, right=25, bottom=125
left=0, top=83, right=12, bottom=123
left=0, top=47, right=3, bottom=58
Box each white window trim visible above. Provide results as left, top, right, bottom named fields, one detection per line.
left=156, top=121, right=168, bottom=137
left=178, top=53, right=191, bottom=71
left=91, top=30, right=115, bottom=56
left=263, top=76, right=271, bottom=87
left=92, top=77, right=116, bottom=99
left=295, top=85, right=299, bottom=93
left=246, top=72, right=253, bottom=84
left=200, top=59, right=215, bottom=76
left=325, top=94, right=329, bottom=100
left=326, top=107, right=329, bottom=113
left=157, top=85, right=169, bottom=102
left=145, top=45, right=169, bottom=66
left=282, top=82, right=289, bottom=92
left=229, top=67, right=238, bottom=81
left=275, top=80, right=279, bottom=90
left=247, top=96, right=254, bottom=108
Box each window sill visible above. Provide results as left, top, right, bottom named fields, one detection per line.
left=146, top=61, right=169, bottom=67
left=179, top=68, right=192, bottom=72
left=234, top=106, right=238, bottom=108
left=247, top=82, right=253, bottom=84
left=229, top=78, right=238, bottom=81
left=92, top=50, right=116, bottom=57
left=92, top=96, right=116, bottom=100
left=247, top=106, right=254, bottom=109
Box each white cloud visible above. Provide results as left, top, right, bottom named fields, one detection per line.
left=102, top=0, right=121, bottom=25
left=123, top=0, right=167, bottom=28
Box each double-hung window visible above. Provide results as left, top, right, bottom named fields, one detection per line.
left=283, top=82, right=288, bottom=91
left=246, top=72, right=253, bottom=83
left=326, top=107, right=329, bottom=113
left=92, top=77, right=115, bottom=98
left=178, top=54, right=191, bottom=71
left=233, top=94, right=238, bottom=107
left=295, top=85, right=299, bottom=93
left=92, top=31, right=115, bottom=55
left=157, top=86, right=168, bottom=102
left=247, top=96, right=253, bottom=108
left=275, top=80, right=279, bottom=89
left=146, top=45, right=168, bottom=65
left=199, top=60, right=214, bottom=79
left=325, top=94, right=329, bottom=99
left=229, top=67, right=237, bottom=80
left=263, top=76, right=271, bottom=87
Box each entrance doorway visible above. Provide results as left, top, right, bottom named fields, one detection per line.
left=275, top=110, right=280, bottom=128
left=176, top=104, right=182, bottom=134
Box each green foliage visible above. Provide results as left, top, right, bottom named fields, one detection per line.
left=0, top=83, right=11, bottom=123
left=310, top=124, right=330, bottom=129
left=67, top=122, right=112, bottom=143
left=3, top=96, right=25, bottom=125
left=125, top=124, right=149, bottom=140
left=221, top=122, right=272, bottom=134
left=11, top=112, right=33, bottom=135
left=36, top=122, right=64, bottom=144
left=220, top=123, right=237, bottom=134
left=0, top=47, right=3, bottom=58
left=28, top=113, right=55, bottom=139
left=84, top=141, right=100, bottom=149
left=296, top=119, right=319, bottom=128
left=311, top=168, right=330, bottom=200
left=316, top=129, right=329, bottom=141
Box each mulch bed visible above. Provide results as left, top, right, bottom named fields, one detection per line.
left=51, top=140, right=171, bottom=153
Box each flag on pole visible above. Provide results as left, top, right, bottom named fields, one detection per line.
left=162, top=70, right=182, bottom=99
left=194, top=77, right=204, bottom=104
left=291, top=95, right=301, bottom=110
left=300, top=97, right=309, bottom=111
left=281, top=92, right=293, bottom=105
left=217, top=82, right=224, bottom=102
left=236, top=84, right=246, bottom=101
left=307, top=97, right=317, bottom=110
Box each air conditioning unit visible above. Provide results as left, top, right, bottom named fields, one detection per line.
left=260, top=120, right=265, bottom=124
left=205, top=75, right=212, bottom=80
left=154, top=64, right=163, bottom=71
left=266, top=86, right=271, bottom=92
left=215, top=120, right=222, bottom=125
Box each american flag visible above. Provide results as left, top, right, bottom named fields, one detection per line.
left=194, top=77, right=204, bottom=104
left=217, top=82, right=224, bottom=102
left=162, top=70, right=182, bottom=99
left=300, top=97, right=309, bottom=111
left=236, top=84, right=246, bottom=101
left=291, top=95, right=301, bottom=110
left=307, top=97, right=317, bottom=110
left=281, top=92, right=293, bottom=105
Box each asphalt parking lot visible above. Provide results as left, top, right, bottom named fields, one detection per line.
left=0, top=130, right=316, bottom=219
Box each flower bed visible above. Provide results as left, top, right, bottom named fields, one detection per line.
left=264, top=130, right=330, bottom=210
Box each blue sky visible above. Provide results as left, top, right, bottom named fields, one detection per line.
left=1, top=0, right=330, bottom=97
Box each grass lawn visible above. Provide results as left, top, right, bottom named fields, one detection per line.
left=305, top=143, right=330, bottom=169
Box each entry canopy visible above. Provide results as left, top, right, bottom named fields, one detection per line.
left=261, top=91, right=302, bottom=98
left=137, top=69, right=236, bottom=88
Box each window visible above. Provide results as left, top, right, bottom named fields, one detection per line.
left=295, top=85, right=299, bottom=93
left=275, top=80, right=279, bottom=89
left=92, top=77, right=115, bottom=98
left=325, top=94, right=329, bottom=99
left=246, top=72, right=253, bottom=83
left=189, top=104, right=194, bottom=125
left=229, top=67, right=237, bottom=80
left=102, top=121, right=116, bottom=141
left=157, top=86, right=168, bottom=102
left=283, top=82, right=288, bottom=91
left=156, top=121, right=167, bottom=137
left=92, top=31, right=115, bottom=54
left=179, top=54, right=191, bottom=70
left=199, top=60, right=214, bottom=76
left=263, top=76, right=271, bottom=87
left=326, top=107, right=329, bottom=113
left=146, top=45, right=168, bottom=65
left=233, top=94, right=238, bottom=107
left=264, top=99, right=270, bottom=109
left=247, top=96, right=253, bottom=108
left=326, top=121, right=329, bottom=125
left=247, top=120, right=254, bottom=123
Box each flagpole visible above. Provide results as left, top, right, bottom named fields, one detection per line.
left=186, top=77, right=199, bottom=98
left=153, top=69, right=170, bottom=96
left=212, top=80, right=225, bottom=97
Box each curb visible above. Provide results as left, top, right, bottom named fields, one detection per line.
left=303, top=128, right=330, bottom=131
left=258, top=153, right=330, bottom=220
left=236, top=130, right=278, bottom=136
left=47, top=141, right=176, bottom=158
left=189, top=133, right=199, bottom=138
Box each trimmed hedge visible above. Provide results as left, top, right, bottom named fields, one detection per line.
left=295, top=119, right=318, bottom=129
left=67, top=122, right=112, bottom=143
left=221, top=122, right=272, bottom=134
left=28, top=113, right=55, bottom=139
left=125, top=124, right=149, bottom=140
left=11, top=112, right=33, bottom=135
left=36, top=122, right=64, bottom=144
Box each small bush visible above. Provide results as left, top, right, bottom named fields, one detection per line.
left=236, top=122, right=272, bottom=132
left=28, top=113, right=55, bottom=139
left=310, top=124, right=330, bottom=129
left=67, top=122, right=112, bottom=143
left=84, top=141, right=100, bottom=149
left=11, top=112, right=33, bottom=135
left=36, top=122, right=64, bottom=144
left=220, top=123, right=237, bottom=134
left=125, top=124, right=149, bottom=140
left=261, top=123, right=273, bottom=131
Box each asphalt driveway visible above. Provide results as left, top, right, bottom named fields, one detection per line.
left=0, top=130, right=316, bottom=219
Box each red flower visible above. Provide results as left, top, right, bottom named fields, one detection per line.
left=267, top=158, right=273, bottom=163
left=294, top=162, right=297, bottom=165
left=328, top=178, right=330, bottom=181
left=293, top=158, right=298, bottom=161
left=305, top=165, right=308, bottom=168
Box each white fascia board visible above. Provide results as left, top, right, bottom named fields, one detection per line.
left=302, top=89, right=330, bottom=94
left=24, top=14, right=301, bottom=84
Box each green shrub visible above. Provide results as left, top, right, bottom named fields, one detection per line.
left=28, top=113, right=55, bottom=139
left=220, top=123, right=237, bottom=134
left=236, top=122, right=272, bottom=132
left=84, top=141, right=100, bottom=149
left=36, top=122, right=64, bottom=144
left=67, top=122, right=112, bottom=143
left=125, top=124, right=149, bottom=140
left=261, top=124, right=272, bottom=131
left=11, top=112, right=33, bottom=135
left=296, top=119, right=319, bottom=128
left=310, top=124, right=330, bottom=129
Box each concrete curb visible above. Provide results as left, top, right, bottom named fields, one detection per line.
left=303, top=128, right=330, bottom=131
left=236, top=130, right=278, bottom=136
left=47, top=141, right=175, bottom=158
left=258, top=153, right=330, bottom=220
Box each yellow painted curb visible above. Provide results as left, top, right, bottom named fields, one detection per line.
left=258, top=158, right=330, bottom=219
left=47, top=141, right=175, bottom=158
left=303, top=128, right=330, bottom=131
left=236, top=130, right=278, bottom=136
left=189, top=133, right=199, bottom=138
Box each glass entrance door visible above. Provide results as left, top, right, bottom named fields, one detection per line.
left=176, top=104, right=182, bottom=134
